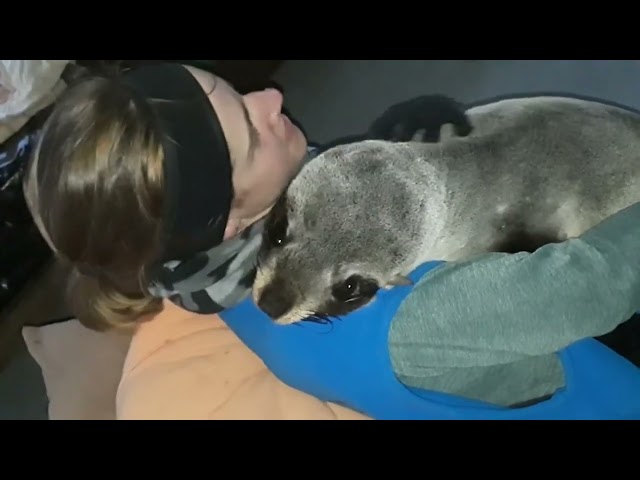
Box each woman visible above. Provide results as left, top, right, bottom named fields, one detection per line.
left=24, top=62, right=311, bottom=329
left=25, top=62, right=640, bottom=419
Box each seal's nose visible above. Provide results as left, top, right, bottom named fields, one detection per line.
left=256, top=282, right=294, bottom=321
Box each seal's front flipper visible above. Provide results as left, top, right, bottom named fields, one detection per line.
left=367, top=94, right=473, bottom=143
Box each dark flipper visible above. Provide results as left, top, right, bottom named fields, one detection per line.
left=367, top=94, right=472, bottom=143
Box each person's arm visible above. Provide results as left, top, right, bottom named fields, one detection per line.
left=389, top=201, right=640, bottom=372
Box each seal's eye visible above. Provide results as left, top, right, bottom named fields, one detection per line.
left=266, top=218, right=287, bottom=248
left=331, top=275, right=379, bottom=303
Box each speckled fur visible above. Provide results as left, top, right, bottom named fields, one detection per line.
left=254, top=96, right=640, bottom=324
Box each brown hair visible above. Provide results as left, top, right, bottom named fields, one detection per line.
left=24, top=67, right=167, bottom=331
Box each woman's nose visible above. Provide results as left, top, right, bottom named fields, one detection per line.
left=252, top=87, right=284, bottom=114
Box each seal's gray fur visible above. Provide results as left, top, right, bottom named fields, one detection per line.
left=254, top=96, right=640, bottom=325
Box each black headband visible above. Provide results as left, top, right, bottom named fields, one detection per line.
left=122, top=63, right=233, bottom=263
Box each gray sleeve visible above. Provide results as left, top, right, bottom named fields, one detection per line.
left=389, top=201, right=640, bottom=374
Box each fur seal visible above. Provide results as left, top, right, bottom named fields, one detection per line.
left=254, top=95, right=640, bottom=325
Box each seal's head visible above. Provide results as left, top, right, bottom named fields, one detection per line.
left=252, top=140, right=430, bottom=325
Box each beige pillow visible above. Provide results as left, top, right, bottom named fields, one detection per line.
left=22, top=319, right=132, bottom=420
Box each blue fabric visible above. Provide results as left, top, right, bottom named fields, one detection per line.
left=220, top=261, right=640, bottom=420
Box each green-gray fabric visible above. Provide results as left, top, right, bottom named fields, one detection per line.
left=388, top=201, right=640, bottom=407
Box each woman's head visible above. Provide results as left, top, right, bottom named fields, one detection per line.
left=185, top=65, right=308, bottom=237
left=24, top=63, right=307, bottom=330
